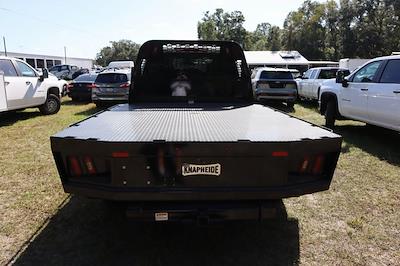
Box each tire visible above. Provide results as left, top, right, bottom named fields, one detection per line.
left=286, top=101, right=295, bottom=108
left=39, top=94, right=61, bottom=115
left=95, top=102, right=105, bottom=108
left=325, top=100, right=336, bottom=129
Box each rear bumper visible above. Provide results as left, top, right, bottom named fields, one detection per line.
left=62, top=180, right=331, bottom=201
left=124, top=200, right=285, bottom=222
left=92, top=95, right=129, bottom=102
left=255, top=89, right=297, bottom=102
left=68, top=91, right=91, bottom=99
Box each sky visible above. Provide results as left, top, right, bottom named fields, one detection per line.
left=0, top=0, right=331, bottom=59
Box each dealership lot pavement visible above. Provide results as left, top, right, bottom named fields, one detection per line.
left=0, top=100, right=399, bottom=265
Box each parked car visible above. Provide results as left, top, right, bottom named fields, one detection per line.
left=50, top=40, right=342, bottom=222
left=92, top=69, right=131, bottom=107
left=67, top=73, right=98, bottom=101
left=49, top=64, right=79, bottom=80
left=251, top=67, right=297, bottom=107
left=298, top=67, right=350, bottom=101
left=107, top=60, right=134, bottom=69
left=319, top=55, right=400, bottom=131
left=0, top=56, right=61, bottom=114
left=71, top=68, right=89, bottom=80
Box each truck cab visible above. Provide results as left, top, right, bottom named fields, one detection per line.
left=320, top=55, right=400, bottom=131
left=0, top=56, right=62, bottom=114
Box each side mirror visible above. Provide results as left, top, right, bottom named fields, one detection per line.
left=39, top=68, right=49, bottom=81
left=302, top=76, right=308, bottom=80
left=342, top=78, right=349, bottom=88
left=336, top=70, right=349, bottom=87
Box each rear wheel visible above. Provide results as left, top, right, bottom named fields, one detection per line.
left=95, top=101, right=106, bottom=108
left=39, top=94, right=61, bottom=115
left=286, top=101, right=294, bottom=108
left=325, top=100, right=336, bottom=129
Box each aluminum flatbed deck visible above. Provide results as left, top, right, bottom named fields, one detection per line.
left=53, top=103, right=340, bottom=143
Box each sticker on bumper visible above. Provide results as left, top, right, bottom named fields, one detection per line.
left=182, top=163, right=221, bottom=176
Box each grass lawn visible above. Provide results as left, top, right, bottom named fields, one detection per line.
left=0, top=99, right=399, bottom=265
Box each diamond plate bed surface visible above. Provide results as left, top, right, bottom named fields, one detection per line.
left=53, top=103, right=340, bottom=142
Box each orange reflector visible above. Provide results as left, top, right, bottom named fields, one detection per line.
left=68, top=156, right=82, bottom=176
left=312, top=155, right=325, bottom=175
left=272, top=151, right=289, bottom=157
left=83, top=156, right=96, bottom=175
left=112, top=152, right=129, bottom=158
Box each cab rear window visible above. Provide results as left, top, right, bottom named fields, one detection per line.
left=96, top=73, right=129, bottom=83
left=260, top=71, right=293, bottom=80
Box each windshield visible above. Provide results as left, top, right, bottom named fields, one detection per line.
left=260, top=71, right=293, bottom=80
left=95, top=73, right=129, bottom=83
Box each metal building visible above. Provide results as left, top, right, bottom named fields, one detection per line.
left=0, top=51, right=94, bottom=69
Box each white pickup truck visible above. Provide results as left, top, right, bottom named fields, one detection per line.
left=297, top=67, right=349, bottom=101
left=319, top=55, right=400, bottom=131
left=0, top=56, right=62, bottom=115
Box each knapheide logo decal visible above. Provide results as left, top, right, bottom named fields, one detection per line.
left=182, top=163, right=221, bottom=176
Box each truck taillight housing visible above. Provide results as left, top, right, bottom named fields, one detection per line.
left=83, top=156, right=97, bottom=175
left=86, top=83, right=97, bottom=89
left=119, top=82, right=130, bottom=88
left=67, top=156, right=82, bottom=177
left=298, top=154, right=325, bottom=175
left=67, top=155, right=98, bottom=177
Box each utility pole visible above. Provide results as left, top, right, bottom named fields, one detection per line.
left=64, top=46, right=67, bottom=64
left=3, top=36, right=7, bottom=56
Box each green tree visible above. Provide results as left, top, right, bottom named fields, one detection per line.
left=268, top=26, right=282, bottom=51
left=197, top=9, right=248, bottom=47
left=95, top=40, right=141, bottom=66
left=282, top=0, right=327, bottom=60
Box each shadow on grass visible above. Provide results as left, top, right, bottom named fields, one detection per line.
left=74, top=107, right=103, bottom=117
left=296, top=100, right=319, bottom=111
left=0, top=111, right=41, bottom=127
left=261, top=101, right=295, bottom=113
left=62, top=98, right=92, bottom=106
left=13, top=197, right=299, bottom=266
left=335, top=124, right=400, bottom=166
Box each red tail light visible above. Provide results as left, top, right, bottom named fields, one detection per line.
left=119, top=83, right=130, bottom=88
left=86, top=83, right=97, bottom=89
left=83, top=156, right=96, bottom=175
left=68, top=156, right=82, bottom=177
left=112, top=152, right=129, bottom=158
left=67, top=84, right=74, bottom=89
left=158, top=149, right=165, bottom=176
left=298, top=155, right=325, bottom=175
left=312, top=155, right=325, bottom=175
left=272, top=151, right=289, bottom=157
